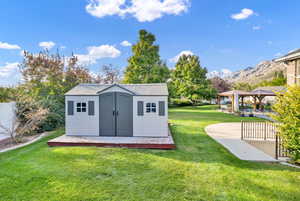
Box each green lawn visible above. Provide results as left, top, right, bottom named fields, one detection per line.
left=0, top=105, right=299, bottom=201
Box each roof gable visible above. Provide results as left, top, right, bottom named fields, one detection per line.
left=97, top=84, right=136, bottom=95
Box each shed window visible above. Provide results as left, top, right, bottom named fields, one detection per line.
left=76, top=102, right=87, bottom=112
left=146, top=103, right=156, bottom=113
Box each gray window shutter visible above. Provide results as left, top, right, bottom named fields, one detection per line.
left=67, top=101, right=74, bottom=115
left=137, top=101, right=144, bottom=116
left=159, top=101, right=165, bottom=116
left=88, top=101, right=95, bottom=116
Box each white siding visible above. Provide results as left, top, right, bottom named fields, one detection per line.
left=133, top=96, right=168, bottom=137
left=65, top=96, right=99, bottom=136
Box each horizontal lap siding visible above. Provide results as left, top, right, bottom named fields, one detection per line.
left=65, top=96, right=99, bottom=136
left=133, top=96, right=168, bottom=137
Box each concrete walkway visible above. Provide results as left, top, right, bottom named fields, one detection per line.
left=205, top=123, right=277, bottom=162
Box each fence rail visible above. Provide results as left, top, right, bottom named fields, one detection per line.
left=241, top=121, right=277, bottom=140
left=241, top=121, right=288, bottom=159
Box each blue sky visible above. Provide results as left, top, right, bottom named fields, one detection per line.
left=0, top=0, right=299, bottom=86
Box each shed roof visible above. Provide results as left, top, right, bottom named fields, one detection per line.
left=65, top=83, right=169, bottom=96
left=275, top=49, right=300, bottom=62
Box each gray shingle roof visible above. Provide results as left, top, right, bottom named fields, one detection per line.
left=65, top=83, right=168, bottom=96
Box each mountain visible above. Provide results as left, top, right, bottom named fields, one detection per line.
left=223, top=60, right=287, bottom=84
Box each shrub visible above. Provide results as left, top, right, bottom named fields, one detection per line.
left=170, top=98, right=193, bottom=107
left=272, top=85, right=300, bottom=162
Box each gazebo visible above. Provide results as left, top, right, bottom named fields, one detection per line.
left=218, top=86, right=285, bottom=112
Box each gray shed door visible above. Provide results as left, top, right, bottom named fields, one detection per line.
left=99, top=92, right=133, bottom=137
left=116, top=93, right=133, bottom=137
left=99, top=93, right=116, bottom=136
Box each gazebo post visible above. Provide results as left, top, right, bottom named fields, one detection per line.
left=241, top=96, right=244, bottom=110
left=253, top=96, right=257, bottom=111
left=231, top=95, right=234, bottom=112
left=258, top=96, right=265, bottom=111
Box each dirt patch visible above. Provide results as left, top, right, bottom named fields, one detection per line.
left=0, top=134, right=42, bottom=151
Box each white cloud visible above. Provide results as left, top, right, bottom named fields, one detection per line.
left=86, top=0, right=190, bottom=22
left=231, top=8, right=254, bottom=20
left=75, top=44, right=121, bottom=65
left=0, top=62, right=19, bottom=77
left=0, top=62, right=20, bottom=86
left=207, top=69, right=232, bottom=78
left=252, top=25, right=261, bottom=30
left=267, top=41, right=273, bottom=45
left=0, top=42, right=21, bottom=50
left=120, top=40, right=132, bottom=47
left=39, top=41, right=56, bottom=49
left=170, top=50, right=194, bottom=63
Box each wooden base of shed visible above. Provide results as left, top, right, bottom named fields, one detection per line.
left=47, top=129, right=175, bottom=149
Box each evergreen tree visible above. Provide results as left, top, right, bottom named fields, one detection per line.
left=171, top=54, right=214, bottom=103
left=123, top=29, right=169, bottom=83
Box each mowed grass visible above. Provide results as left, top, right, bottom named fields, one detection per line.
left=0, top=105, right=299, bottom=201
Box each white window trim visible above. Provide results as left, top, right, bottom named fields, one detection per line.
left=145, top=102, right=157, bottom=113
left=76, top=102, right=87, bottom=113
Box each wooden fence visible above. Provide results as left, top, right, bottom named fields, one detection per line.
left=241, top=121, right=288, bottom=159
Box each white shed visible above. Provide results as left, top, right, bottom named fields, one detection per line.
left=65, top=83, right=169, bottom=138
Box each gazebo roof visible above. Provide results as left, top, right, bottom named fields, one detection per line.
left=251, top=89, right=276, bottom=96
left=218, top=90, right=251, bottom=97
left=219, top=86, right=286, bottom=97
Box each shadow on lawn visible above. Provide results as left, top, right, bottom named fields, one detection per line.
left=137, top=126, right=299, bottom=172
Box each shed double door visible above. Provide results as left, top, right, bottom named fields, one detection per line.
left=99, top=92, right=133, bottom=137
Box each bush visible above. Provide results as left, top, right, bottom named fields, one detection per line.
left=170, top=98, right=193, bottom=107
left=272, top=85, right=300, bottom=162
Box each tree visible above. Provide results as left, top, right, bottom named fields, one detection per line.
left=123, top=29, right=169, bottom=83
left=0, top=87, right=16, bottom=102
left=272, top=85, right=300, bottom=162
left=210, top=76, right=232, bottom=93
left=171, top=54, right=215, bottom=103
left=101, top=64, right=121, bottom=84
left=257, top=71, right=287, bottom=87
left=19, top=50, right=93, bottom=131
left=232, top=82, right=254, bottom=91
left=0, top=95, right=48, bottom=143
left=65, top=55, right=93, bottom=90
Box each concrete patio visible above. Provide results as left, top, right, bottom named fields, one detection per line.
left=205, top=123, right=277, bottom=162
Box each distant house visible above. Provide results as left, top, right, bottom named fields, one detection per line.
left=275, top=49, right=300, bottom=85
left=64, top=83, right=169, bottom=137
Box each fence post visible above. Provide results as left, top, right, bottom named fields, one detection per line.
left=264, top=122, right=267, bottom=140
left=275, top=133, right=278, bottom=160
left=241, top=121, right=244, bottom=140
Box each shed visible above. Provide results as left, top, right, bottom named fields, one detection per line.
left=65, top=83, right=169, bottom=138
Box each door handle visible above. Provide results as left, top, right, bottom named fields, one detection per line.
left=113, top=111, right=115, bottom=116
left=116, top=111, right=119, bottom=116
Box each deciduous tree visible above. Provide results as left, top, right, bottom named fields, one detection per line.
left=171, top=54, right=215, bottom=103
left=210, top=76, right=232, bottom=93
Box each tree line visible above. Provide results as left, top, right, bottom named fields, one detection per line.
left=0, top=29, right=288, bottom=139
